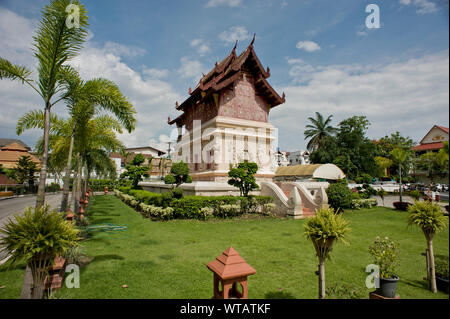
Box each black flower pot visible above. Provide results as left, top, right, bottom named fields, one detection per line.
left=436, top=276, right=449, bottom=294
left=377, top=276, right=399, bottom=298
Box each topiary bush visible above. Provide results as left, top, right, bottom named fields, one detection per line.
left=326, top=180, right=352, bottom=211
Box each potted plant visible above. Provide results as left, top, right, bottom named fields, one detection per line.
left=368, top=236, right=400, bottom=298
left=407, top=200, right=448, bottom=293
left=303, top=207, right=350, bottom=299
left=435, top=256, right=449, bottom=293
left=0, top=205, right=79, bottom=298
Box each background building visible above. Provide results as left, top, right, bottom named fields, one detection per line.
left=110, top=145, right=170, bottom=179
left=412, top=125, right=448, bottom=156
left=0, top=139, right=40, bottom=186
left=287, top=150, right=310, bottom=165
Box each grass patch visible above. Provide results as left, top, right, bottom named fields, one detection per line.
left=0, top=195, right=448, bottom=299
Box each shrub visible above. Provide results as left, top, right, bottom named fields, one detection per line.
left=303, top=207, right=351, bottom=247
left=262, top=203, right=276, bottom=216
left=393, top=201, right=412, bottom=211
left=435, top=256, right=449, bottom=279
left=326, top=180, right=352, bottom=211
left=0, top=205, right=80, bottom=298
left=217, top=204, right=240, bottom=218
left=407, top=201, right=448, bottom=234
left=351, top=198, right=377, bottom=210
left=355, top=173, right=372, bottom=184
left=200, top=207, right=214, bottom=220
left=407, top=190, right=422, bottom=201
left=119, top=188, right=274, bottom=220
left=326, top=282, right=366, bottom=299
left=164, top=174, right=176, bottom=185
left=117, top=186, right=132, bottom=194
left=368, top=236, right=399, bottom=279
left=172, top=187, right=184, bottom=199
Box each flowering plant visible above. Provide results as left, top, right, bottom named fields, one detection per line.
left=368, top=236, right=399, bottom=279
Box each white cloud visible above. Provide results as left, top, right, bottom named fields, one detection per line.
left=399, top=0, right=438, bottom=14
left=206, top=0, right=242, bottom=8
left=102, top=41, right=147, bottom=58
left=142, top=68, right=170, bottom=79
left=219, top=26, right=251, bottom=44
left=190, top=38, right=211, bottom=56
left=0, top=8, right=183, bottom=149
left=296, top=40, right=321, bottom=52
left=271, top=51, right=449, bottom=150
left=177, top=56, right=206, bottom=79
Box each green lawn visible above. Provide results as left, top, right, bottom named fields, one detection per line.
left=0, top=195, right=448, bottom=299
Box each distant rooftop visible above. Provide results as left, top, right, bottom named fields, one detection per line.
left=0, top=138, right=31, bottom=151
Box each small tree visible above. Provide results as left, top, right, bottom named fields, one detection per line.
left=12, top=155, right=38, bottom=187
left=120, top=154, right=149, bottom=189
left=0, top=205, right=79, bottom=299
left=227, top=162, right=259, bottom=197
left=407, top=201, right=448, bottom=293
left=326, top=179, right=352, bottom=211
left=390, top=148, right=409, bottom=203
left=164, top=161, right=191, bottom=187
left=303, top=208, right=350, bottom=299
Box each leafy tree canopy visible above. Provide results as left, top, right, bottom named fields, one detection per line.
left=227, top=162, right=259, bottom=197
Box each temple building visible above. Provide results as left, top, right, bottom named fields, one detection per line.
left=168, top=36, right=285, bottom=182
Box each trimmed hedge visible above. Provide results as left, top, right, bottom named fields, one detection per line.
left=88, top=179, right=131, bottom=191
left=114, top=188, right=274, bottom=220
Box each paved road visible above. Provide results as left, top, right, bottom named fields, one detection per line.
left=0, top=193, right=70, bottom=262
left=373, top=195, right=448, bottom=211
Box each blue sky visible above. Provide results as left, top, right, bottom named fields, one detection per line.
left=0, top=0, right=448, bottom=152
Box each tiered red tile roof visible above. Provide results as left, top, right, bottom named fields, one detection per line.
left=169, top=35, right=285, bottom=126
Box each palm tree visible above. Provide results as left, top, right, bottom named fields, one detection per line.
left=408, top=201, right=448, bottom=293
left=17, top=70, right=136, bottom=212
left=23, top=114, right=126, bottom=213
left=390, top=148, right=409, bottom=203
left=304, top=112, right=337, bottom=151
left=0, top=0, right=88, bottom=209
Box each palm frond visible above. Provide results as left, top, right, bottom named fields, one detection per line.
left=33, top=0, right=88, bottom=102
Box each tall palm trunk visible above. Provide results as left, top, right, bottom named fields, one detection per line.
left=73, top=153, right=82, bottom=214
left=425, top=231, right=437, bottom=293
left=77, top=154, right=82, bottom=201
left=60, top=125, right=76, bottom=212
left=35, top=104, right=51, bottom=209
left=399, top=164, right=403, bottom=203
left=318, top=257, right=326, bottom=299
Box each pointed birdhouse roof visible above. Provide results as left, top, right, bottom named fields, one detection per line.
left=207, top=247, right=256, bottom=280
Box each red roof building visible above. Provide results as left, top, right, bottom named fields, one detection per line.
left=412, top=125, right=448, bottom=155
